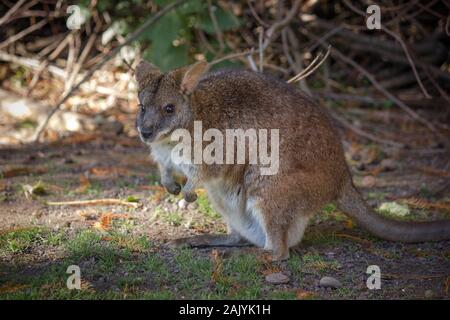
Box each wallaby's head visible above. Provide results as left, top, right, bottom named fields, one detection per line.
left=135, top=60, right=209, bottom=143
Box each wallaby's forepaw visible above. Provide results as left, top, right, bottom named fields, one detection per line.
left=164, top=182, right=181, bottom=195
left=183, top=191, right=197, bottom=203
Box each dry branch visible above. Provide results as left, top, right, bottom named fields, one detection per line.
left=32, top=0, right=189, bottom=142
left=47, top=199, right=141, bottom=209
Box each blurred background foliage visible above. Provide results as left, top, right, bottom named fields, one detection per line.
left=76, top=0, right=242, bottom=71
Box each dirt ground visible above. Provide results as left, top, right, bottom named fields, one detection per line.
left=0, top=110, right=449, bottom=300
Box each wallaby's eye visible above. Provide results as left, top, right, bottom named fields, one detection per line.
left=139, top=104, right=145, bottom=113
left=164, top=104, right=175, bottom=114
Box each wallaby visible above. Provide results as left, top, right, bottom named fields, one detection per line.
left=135, top=60, right=450, bottom=261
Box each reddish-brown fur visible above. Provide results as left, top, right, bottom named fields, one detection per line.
left=135, top=61, right=450, bottom=261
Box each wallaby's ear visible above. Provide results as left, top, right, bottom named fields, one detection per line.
left=135, top=60, right=161, bottom=90
left=180, top=61, right=209, bottom=95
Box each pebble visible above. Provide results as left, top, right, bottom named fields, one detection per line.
left=424, top=290, right=434, bottom=299
left=319, top=276, right=342, bottom=288
left=361, top=175, right=376, bottom=187
left=265, top=272, right=290, bottom=284
left=178, top=199, right=188, bottom=210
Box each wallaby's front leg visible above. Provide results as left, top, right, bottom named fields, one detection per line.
left=159, top=164, right=181, bottom=195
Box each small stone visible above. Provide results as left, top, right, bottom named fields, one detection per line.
left=32, top=210, right=43, bottom=218
left=424, top=290, right=434, bottom=299
left=361, top=175, right=376, bottom=187
left=178, top=199, right=188, bottom=210
left=319, top=276, right=342, bottom=288
left=265, top=272, right=289, bottom=284
left=380, top=158, right=396, bottom=171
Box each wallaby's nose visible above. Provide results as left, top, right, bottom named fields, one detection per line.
left=140, top=129, right=153, bottom=139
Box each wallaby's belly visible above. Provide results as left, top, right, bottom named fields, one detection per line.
left=204, top=179, right=266, bottom=247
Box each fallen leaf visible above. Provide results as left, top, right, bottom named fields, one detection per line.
left=345, top=218, right=354, bottom=229
left=0, top=283, right=29, bottom=294
left=296, top=288, right=315, bottom=299
left=210, top=249, right=227, bottom=285
left=1, top=167, right=47, bottom=178
left=52, top=132, right=99, bottom=146
left=75, top=174, right=90, bottom=193
left=89, top=167, right=129, bottom=177
left=445, top=276, right=449, bottom=295
left=335, top=233, right=372, bottom=247
left=93, top=212, right=129, bottom=231
left=415, top=166, right=450, bottom=178
left=401, top=198, right=450, bottom=213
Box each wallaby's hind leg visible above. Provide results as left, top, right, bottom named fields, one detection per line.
left=263, top=223, right=290, bottom=261
left=167, top=228, right=250, bottom=248
left=256, top=200, right=310, bottom=261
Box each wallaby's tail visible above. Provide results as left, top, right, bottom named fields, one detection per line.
left=336, top=181, right=450, bottom=242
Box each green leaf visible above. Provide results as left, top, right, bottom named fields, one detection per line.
left=144, top=44, right=189, bottom=71
left=177, top=0, right=205, bottom=14
left=140, top=11, right=182, bottom=48
left=198, top=6, right=240, bottom=34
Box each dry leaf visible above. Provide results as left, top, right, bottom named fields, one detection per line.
left=1, top=167, right=47, bottom=178
left=345, top=218, right=354, bottom=229
left=296, top=289, right=315, bottom=300
left=210, top=249, right=226, bottom=285
left=335, top=233, right=372, bottom=247
left=0, top=283, right=29, bottom=294
left=402, top=198, right=450, bottom=213
left=415, top=166, right=450, bottom=178
left=75, top=174, right=90, bottom=193
left=93, top=212, right=129, bottom=231
left=52, top=132, right=99, bottom=146
left=89, top=167, right=129, bottom=177
left=445, top=276, right=449, bottom=295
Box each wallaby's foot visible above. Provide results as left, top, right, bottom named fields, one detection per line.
left=265, top=230, right=290, bottom=261
left=183, top=191, right=198, bottom=203
left=163, top=182, right=181, bottom=195
left=271, top=249, right=290, bottom=261
left=167, top=234, right=250, bottom=248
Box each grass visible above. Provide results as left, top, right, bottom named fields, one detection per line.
left=0, top=225, right=280, bottom=299
left=0, top=227, right=64, bottom=255
left=0, top=192, right=445, bottom=300
left=197, top=193, right=221, bottom=219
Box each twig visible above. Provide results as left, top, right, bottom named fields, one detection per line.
left=341, top=0, right=432, bottom=99
left=383, top=28, right=431, bottom=99
left=0, top=18, right=48, bottom=50
left=305, top=30, right=440, bottom=137
left=65, top=34, right=97, bottom=94
left=262, top=0, right=301, bottom=50
left=207, top=0, right=225, bottom=53
left=330, top=47, right=439, bottom=136
left=209, top=49, right=260, bottom=66
left=0, top=50, right=131, bottom=100
left=247, top=0, right=269, bottom=27
left=47, top=199, right=141, bottom=209
left=258, top=27, right=264, bottom=72
left=287, top=45, right=331, bottom=83
left=33, top=0, right=189, bottom=142
left=258, top=0, right=301, bottom=72
left=0, top=0, right=26, bottom=26
left=330, top=110, right=405, bottom=148
left=246, top=51, right=258, bottom=71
